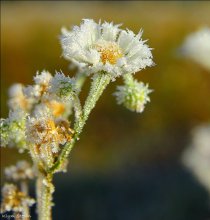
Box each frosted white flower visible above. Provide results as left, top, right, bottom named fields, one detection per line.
left=26, top=109, right=73, bottom=166
left=61, top=19, right=153, bottom=78
left=5, top=161, right=35, bottom=181
left=0, top=183, right=35, bottom=213
left=182, top=124, right=210, bottom=193
left=8, top=84, right=33, bottom=111
left=114, top=75, right=152, bottom=113
left=48, top=72, right=76, bottom=101
left=181, top=27, right=210, bottom=70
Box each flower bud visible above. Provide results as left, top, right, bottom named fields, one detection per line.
left=114, top=77, right=152, bottom=113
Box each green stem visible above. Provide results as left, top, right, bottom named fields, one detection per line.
left=49, top=73, right=111, bottom=173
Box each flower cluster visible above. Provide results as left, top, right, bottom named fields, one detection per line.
left=1, top=18, right=154, bottom=219
left=23, top=70, right=74, bottom=118
left=1, top=71, right=75, bottom=156
left=0, top=184, right=35, bottom=213
left=180, top=27, right=210, bottom=71
left=61, top=19, right=153, bottom=79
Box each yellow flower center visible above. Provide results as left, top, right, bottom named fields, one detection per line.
left=46, top=101, right=65, bottom=117
left=95, top=40, right=123, bottom=65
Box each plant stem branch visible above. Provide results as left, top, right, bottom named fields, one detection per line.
left=49, top=73, right=111, bottom=173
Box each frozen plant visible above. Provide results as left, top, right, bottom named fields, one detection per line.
left=0, top=19, right=154, bottom=220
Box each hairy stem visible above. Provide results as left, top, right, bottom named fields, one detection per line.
left=49, top=73, right=111, bottom=173
left=38, top=173, right=54, bottom=220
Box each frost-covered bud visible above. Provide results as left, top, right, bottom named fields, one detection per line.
left=48, top=72, right=76, bottom=102
left=0, top=183, right=35, bottom=213
left=60, top=19, right=153, bottom=79
left=5, top=161, right=35, bottom=181
left=8, top=84, right=33, bottom=111
left=114, top=75, right=152, bottom=113
left=180, top=27, right=210, bottom=70
left=0, top=110, right=28, bottom=152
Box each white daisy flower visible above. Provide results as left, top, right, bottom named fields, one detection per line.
left=181, top=27, right=210, bottom=70
left=60, top=19, right=154, bottom=78
left=114, top=75, right=152, bottom=113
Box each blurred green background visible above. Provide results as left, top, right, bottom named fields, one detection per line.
left=1, top=1, right=210, bottom=219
